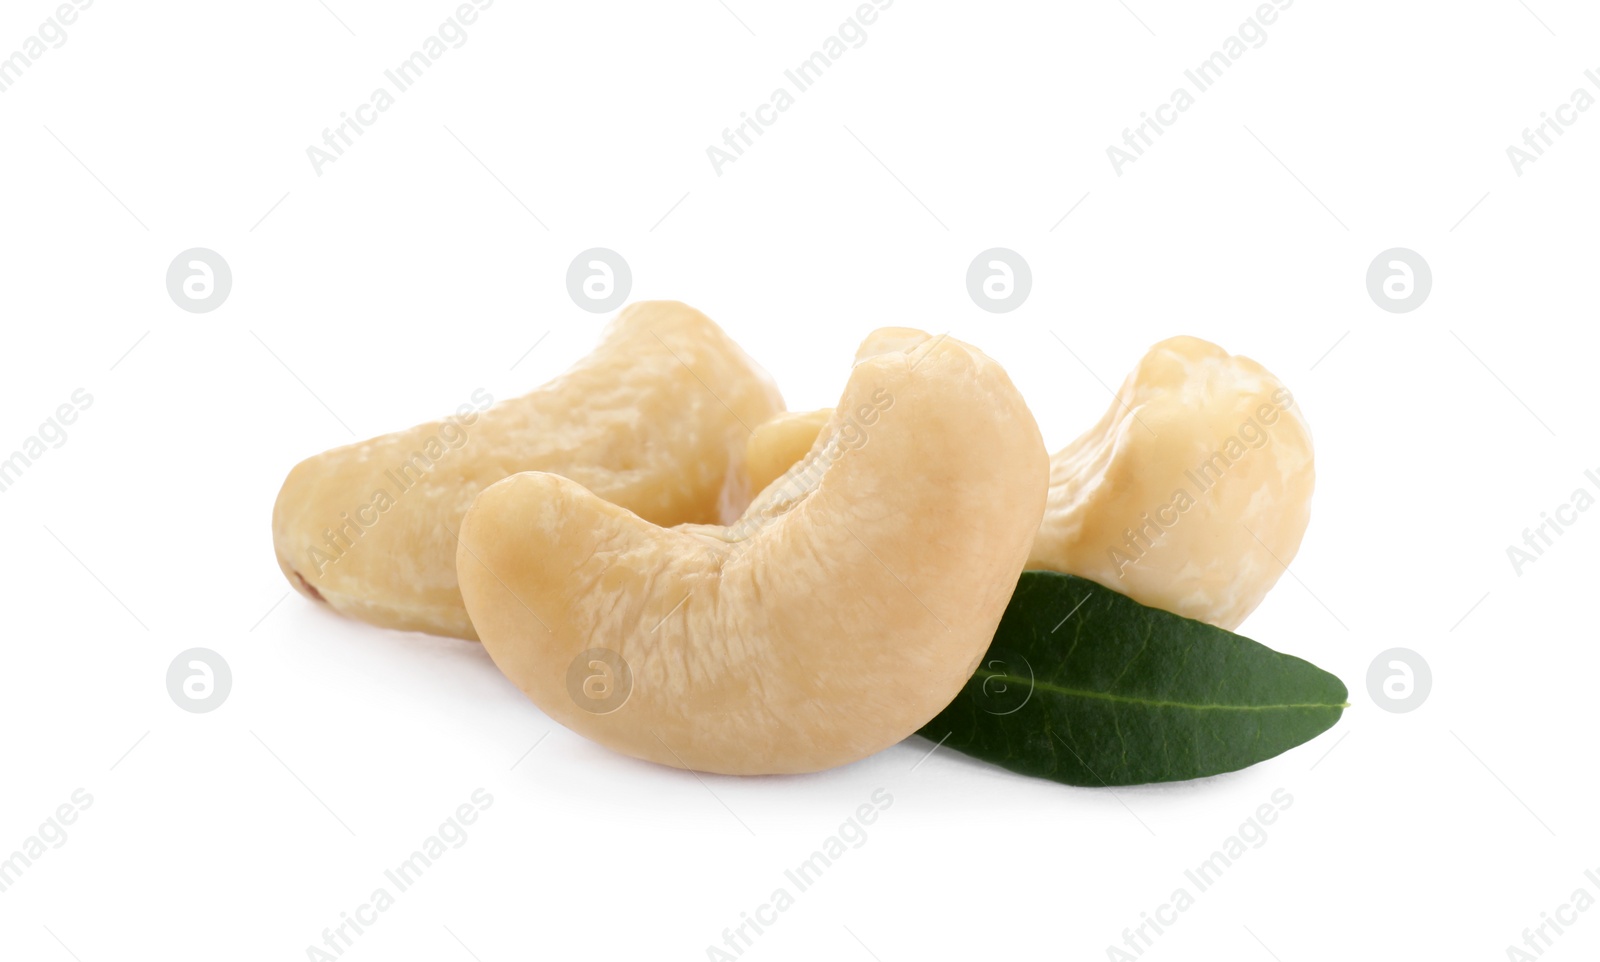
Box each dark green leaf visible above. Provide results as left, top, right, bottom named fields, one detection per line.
left=920, top=572, right=1348, bottom=786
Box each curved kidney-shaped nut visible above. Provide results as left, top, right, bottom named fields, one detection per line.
left=271, top=301, right=783, bottom=640
left=1028, top=336, right=1314, bottom=629
left=456, top=331, right=1048, bottom=775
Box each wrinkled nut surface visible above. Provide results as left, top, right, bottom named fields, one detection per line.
left=456, top=330, right=1048, bottom=774
left=1028, top=336, right=1314, bottom=630
left=271, top=301, right=783, bottom=640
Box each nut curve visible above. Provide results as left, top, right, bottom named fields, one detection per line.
left=270, top=301, right=783, bottom=640
left=456, top=331, right=1048, bottom=774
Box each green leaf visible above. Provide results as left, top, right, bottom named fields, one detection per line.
left=920, top=572, right=1348, bottom=786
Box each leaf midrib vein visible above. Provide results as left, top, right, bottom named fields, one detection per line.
left=974, top=670, right=1348, bottom=712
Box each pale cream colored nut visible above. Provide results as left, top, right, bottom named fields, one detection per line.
left=745, top=409, right=831, bottom=496
left=271, top=301, right=784, bottom=640
left=456, top=330, right=1048, bottom=775
left=1029, top=336, right=1314, bottom=629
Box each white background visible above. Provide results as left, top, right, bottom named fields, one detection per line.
left=2, top=1, right=1597, bottom=959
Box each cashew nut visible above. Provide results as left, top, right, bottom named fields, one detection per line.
left=271, top=301, right=783, bottom=640
left=742, top=335, right=1314, bottom=629
left=455, top=331, right=1048, bottom=774
left=1028, top=336, right=1314, bottom=629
